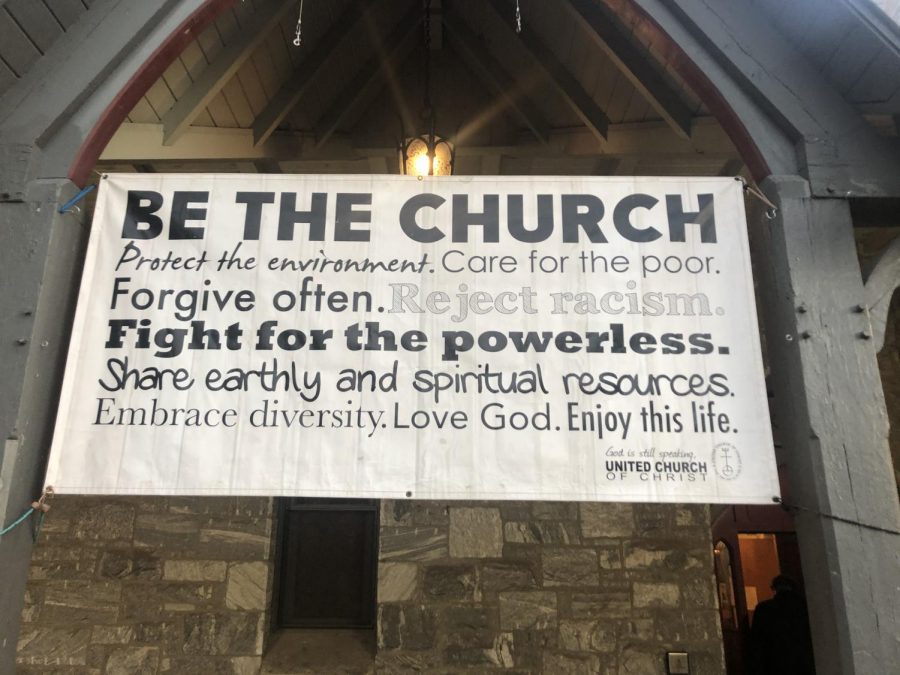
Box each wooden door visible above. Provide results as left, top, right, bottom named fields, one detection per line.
left=276, top=498, right=378, bottom=629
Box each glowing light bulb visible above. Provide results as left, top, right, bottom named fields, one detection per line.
left=413, top=153, right=431, bottom=177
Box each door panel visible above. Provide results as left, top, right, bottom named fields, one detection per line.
left=277, top=499, right=378, bottom=629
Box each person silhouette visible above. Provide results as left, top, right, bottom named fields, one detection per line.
left=749, top=575, right=816, bottom=675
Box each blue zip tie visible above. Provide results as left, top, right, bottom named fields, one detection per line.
left=58, top=184, right=96, bottom=214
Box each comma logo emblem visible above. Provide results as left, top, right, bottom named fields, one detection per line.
left=712, top=443, right=742, bottom=480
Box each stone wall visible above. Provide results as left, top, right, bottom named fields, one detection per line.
left=376, top=500, right=724, bottom=675
left=17, top=496, right=274, bottom=674
left=19, top=497, right=723, bottom=674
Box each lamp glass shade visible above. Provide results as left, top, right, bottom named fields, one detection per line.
left=404, top=135, right=453, bottom=176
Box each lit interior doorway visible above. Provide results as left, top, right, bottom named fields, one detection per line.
left=712, top=506, right=812, bottom=675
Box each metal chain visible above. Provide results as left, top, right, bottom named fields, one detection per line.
left=292, top=0, right=305, bottom=46
left=423, top=0, right=432, bottom=111
left=423, top=0, right=431, bottom=50
left=515, top=0, right=522, bottom=34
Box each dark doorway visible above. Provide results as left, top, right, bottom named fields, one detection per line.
left=275, top=498, right=379, bottom=629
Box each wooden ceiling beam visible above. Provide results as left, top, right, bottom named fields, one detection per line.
left=101, top=120, right=737, bottom=162
left=251, top=0, right=366, bottom=147
left=313, top=7, right=420, bottom=150
left=441, top=10, right=551, bottom=144
left=567, top=0, right=694, bottom=139
left=161, top=0, right=295, bottom=146
left=483, top=0, right=610, bottom=142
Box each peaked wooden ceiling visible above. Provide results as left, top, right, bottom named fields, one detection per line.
left=99, top=0, right=727, bottom=175
left=2, top=0, right=898, bottom=176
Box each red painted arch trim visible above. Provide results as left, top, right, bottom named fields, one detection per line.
left=609, top=0, right=770, bottom=181
left=68, top=0, right=237, bottom=186
left=68, top=0, right=771, bottom=186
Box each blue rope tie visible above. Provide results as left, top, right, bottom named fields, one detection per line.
left=1, top=489, right=53, bottom=543
left=0, top=507, right=36, bottom=539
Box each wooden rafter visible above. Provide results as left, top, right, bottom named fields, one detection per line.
left=483, top=0, right=609, bottom=142
left=441, top=10, right=551, bottom=144
left=313, top=6, right=420, bottom=150
left=161, top=0, right=295, bottom=146
left=101, top=120, right=737, bottom=162
left=567, top=0, right=694, bottom=139
left=251, top=0, right=365, bottom=147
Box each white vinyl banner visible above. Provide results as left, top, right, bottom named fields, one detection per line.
left=46, top=174, right=779, bottom=502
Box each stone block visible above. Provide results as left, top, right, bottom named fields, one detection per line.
left=230, top=656, right=263, bottom=675
left=203, top=516, right=270, bottom=537
left=182, top=613, right=263, bottom=656
left=159, top=656, right=234, bottom=674
left=532, top=502, right=579, bottom=520
left=121, top=583, right=215, bottom=621
left=196, top=528, right=270, bottom=561
left=581, top=503, right=634, bottom=538
left=499, top=592, right=557, bottom=630
left=542, top=549, right=599, bottom=587
left=401, top=606, right=437, bottom=650
left=481, top=561, right=539, bottom=592
left=675, top=504, right=709, bottom=528
left=375, top=650, right=440, bottom=672
left=557, top=619, right=623, bottom=653
left=100, top=549, right=162, bottom=579
left=449, top=507, right=503, bottom=558
left=543, top=651, right=604, bottom=675
left=136, top=621, right=182, bottom=643
left=623, top=542, right=707, bottom=572
left=589, top=621, right=619, bottom=653
left=74, top=503, right=135, bottom=541
left=489, top=632, right=515, bottom=668
left=509, top=628, right=557, bottom=670
left=163, top=560, right=227, bottom=582
left=620, top=644, right=660, bottom=674
left=129, top=497, right=168, bottom=514
left=598, top=546, right=623, bottom=570
left=569, top=586, right=632, bottom=619
left=440, top=606, right=495, bottom=648
left=226, top=562, right=268, bottom=610
left=499, top=501, right=532, bottom=521
left=168, top=497, right=269, bottom=517
left=378, top=562, right=418, bottom=602
left=30, top=544, right=82, bottom=563
left=134, top=514, right=201, bottom=549
left=633, top=582, right=680, bottom=608
left=42, top=581, right=121, bottom=623
left=378, top=604, right=437, bottom=651
left=378, top=605, right=402, bottom=649
left=654, top=610, right=719, bottom=642
left=381, top=500, right=412, bottom=526
left=106, top=646, right=160, bottom=675
left=91, top=625, right=136, bottom=645
left=633, top=504, right=672, bottom=536
left=17, top=627, right=92, bottom=666
left=423, top=564, right=478, bottom=601
left=380, top=526, right=448, bottom=561
left=442, top=645, right=496, bottom=667
left=29, top=559, right=98, bottom=581
left=504, top=521, right=580, bottom=545
left=20, top=587, right=42, bottom=623
left=558, top=620, right=595, bottom=651
left=681, top=576, right=716, bottom=609
left=617, top=618, right=655, bottom=642
left=381, top=500, right=448, bottom=526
